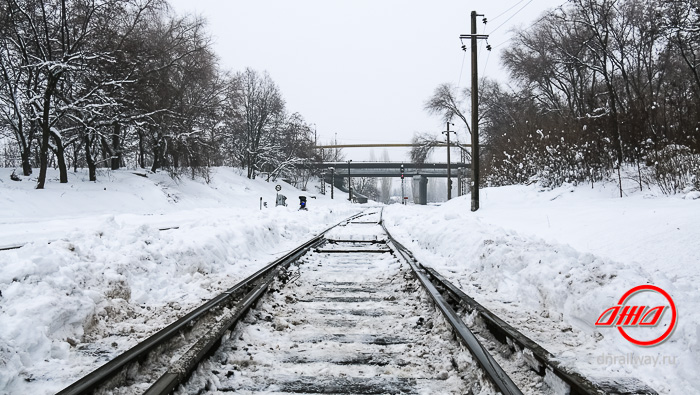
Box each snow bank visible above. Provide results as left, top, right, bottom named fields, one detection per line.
left=383, top=186, right=699, bottom=394
left=0, top=167, right=358, bottom=394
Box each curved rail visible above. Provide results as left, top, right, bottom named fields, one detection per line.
left=57, top=211, right=366, bottom=395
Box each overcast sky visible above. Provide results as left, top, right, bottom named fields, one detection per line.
left=168, top=0, right=566, bottom=161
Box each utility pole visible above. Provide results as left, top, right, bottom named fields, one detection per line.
left=320, top=171, right=325, bottom=195
left=400, top=164, right=405, bottom=205
left=471, top=11, right=480, bottom=212
left=460, top=11, right=488, bottom=212
left=459, top=148, right=467, bottom=196
left=347, top=160, right=352, bottom=202
left=442, top=122, right=456, bottom=200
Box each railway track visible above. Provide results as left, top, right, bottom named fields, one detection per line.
left=178, top=211, right=497, bottom=394
left=58, top=209, right=656, bottom=395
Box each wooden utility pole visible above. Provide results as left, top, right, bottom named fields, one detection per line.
left=460, top=11, right=487, bottom=212
left=442, top=122, right=456, bottom=200
left=470, top=11, right=480, bottom=211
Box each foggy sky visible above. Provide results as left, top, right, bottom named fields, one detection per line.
left=167, top=0, right=566, bottom=161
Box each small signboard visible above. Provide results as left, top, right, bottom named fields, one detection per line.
left=275, top=184, right=282, bottom=192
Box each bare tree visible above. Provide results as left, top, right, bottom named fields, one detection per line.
left=409, top=132, right=440, bottom=166
left=424, top=83, right=471, bottom=134
left=230, top=68, right=285, bottom=179
left=663, top=0, right=700, bottom=94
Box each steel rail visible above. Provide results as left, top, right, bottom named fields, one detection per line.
left=57, top=211, right=366, bottom=395
left=144, top=275, right=273, bottom=395
left=380, top=219, right=524, bottom=395
left=424, top=267, right=600, bottom=395
left=423, top=268, right=658, bottom=395
left=381, top=211, right=656, bottom=395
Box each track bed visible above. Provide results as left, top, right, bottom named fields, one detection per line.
left=179, top=217, right=485, bottom=394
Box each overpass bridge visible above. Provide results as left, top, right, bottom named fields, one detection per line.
left=301, top=162, right=471, bottom=204
left=303, top=161, right=470, bottom=178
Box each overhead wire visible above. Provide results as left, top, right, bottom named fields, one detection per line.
left=468, top=0, right=533, bottom=82
left=487, top=0, right=535, bottom=35
left=457, top=51, right=467, bottom=88
left=490, top=1, right=569, bottom=50
left=479, top=18, right=490, bottom=78
left=482, top=48, right=492, bottom=78
left=489, top=0, right=528, bottom=23
left=457, top=0, right=565, bottom=88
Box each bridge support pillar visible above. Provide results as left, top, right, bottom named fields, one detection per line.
left=412, top=175, right=428, bottom=205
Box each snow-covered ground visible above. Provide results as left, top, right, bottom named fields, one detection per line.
left=383, top=182, right=699, bottom=394
left=1, top=168, right=697, bottom=394
left=0, top=168, right=359, bottom=394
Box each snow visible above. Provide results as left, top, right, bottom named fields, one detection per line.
left=0, top=167, right=358, bottom=394
left=180, top=217, right=493, bottom=394
left=1, top=167, right=697, bottom=394
left=383, top=182, right=699, bottom=394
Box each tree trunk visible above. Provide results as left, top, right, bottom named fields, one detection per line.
left=150, top=128, right=165, bottom=173
left=151, top=146, right=160, bottom=173
left=36, top=75, right=60, bottom=189
left=246, top=152, right=253, bottom=179
left=21, top=147, right=32, bottom=176
left=15, top=124, right=33, bottom=176
left=100, top=136, right=110, bottom=164
left=111, top=122, right=121, bottom=170
left=36, top=126, right=50, bottom=189
left=50, top=130, right=68, bottom=183
left=151, top=135, right=162, bottom=173
left=72, top=141, right=80, bottom=172
left=172, top=148, right=179, bottom=169
left=36, top=87, right=56, bottom=189
left=138, top=130, right=145, bottom=169
left=84, top=133, right=96, bottom=181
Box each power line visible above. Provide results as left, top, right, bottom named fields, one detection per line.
left=490, top=1, right=569, bottom=49
left=457, top=1, right=567, bottom=85
left=479, top=18, right=494, bottom=80
left=482, top=49, right=492, bottom=77
left=488, top=0, right=535, bottom=35
left=457, top=51, right=467, bottom=88
left=489, top=0, right=528, bottom=23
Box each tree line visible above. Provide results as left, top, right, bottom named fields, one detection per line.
left=0, top=0, right=323, bottom=189
left=426, top=0, right=700, bottom=194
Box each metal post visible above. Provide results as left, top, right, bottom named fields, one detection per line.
left=330, top=167, right=335, bottom=199
left=347, top=160, right=352, bottom=202
left=320, top=171, right=325, bottom=195
left=460, top=149, right=467, bottom=196
left=470, top=10, right=480, bottom=212
left=442, top=122, right=455, bottom=200
left=401, top=164, right=405, bottom=205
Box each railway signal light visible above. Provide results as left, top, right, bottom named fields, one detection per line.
left=400, top=165, right=404, bottom=179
